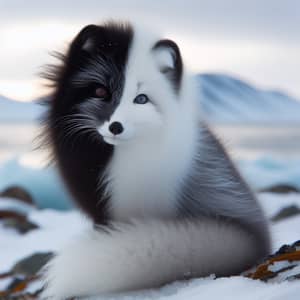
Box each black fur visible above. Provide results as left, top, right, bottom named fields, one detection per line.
left=41, top=22, right=133, bottom=224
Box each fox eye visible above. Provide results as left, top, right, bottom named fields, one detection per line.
left=134, top=94, right=149, bottom=104
left=94, top=86, right=109, bottom=99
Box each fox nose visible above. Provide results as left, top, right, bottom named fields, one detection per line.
left=109, top=122, right=123, bottom=135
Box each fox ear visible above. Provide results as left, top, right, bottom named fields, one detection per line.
left=152, top=39, right=183, bottom=92
left=70, top=24, right=100, bottom=54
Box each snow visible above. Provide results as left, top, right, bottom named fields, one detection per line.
left=269, top=265, right=300, bottom=284
left=85, top=276, right=300, bottom=300
left=268, top=261, right=293, bottom=273
left=259, top=192, right=300, bottom=220
left=0, top=197, right=34, bottom=214
left=259, top=193, right=300, bottom=250
left=267, top=260, right=300, bottom=283
left=271, top=216, right=300, bottom=251
left=1, top=192, right=300, bottom=299
left=239, top=157, right=300, bottom=190
left=0, top=207, right=87, bottom=271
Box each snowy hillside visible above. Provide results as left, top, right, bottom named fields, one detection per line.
left=0, top=95, right=44, bottom=122
left=198, top=74, right=300, bottom=123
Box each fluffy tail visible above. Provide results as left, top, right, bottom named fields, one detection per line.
left=42, top=218, right=265, bottom=299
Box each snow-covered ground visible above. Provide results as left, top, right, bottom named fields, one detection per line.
left=1, top=191, right=300, bottom=299
left=239, top=157, right=300, bottom=190
left=0, top=126, right=299, bottom=299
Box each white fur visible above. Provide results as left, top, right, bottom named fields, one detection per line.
left=82, top=37, right=94, bottom=52
left=153, top=46, right=176, bottom=71
left=98, top=26, right=200, bottom=221
left=42, top=218, right=258, bottom=299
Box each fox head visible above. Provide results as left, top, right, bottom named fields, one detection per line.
left=45, top=21, right=185, bottom=147
left=95, top=28, right=184, bottom=145
left=46, top=23, right=183, bottom=145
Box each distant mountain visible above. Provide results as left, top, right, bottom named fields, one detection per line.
left=198, top=73, right=300, bottom=123
left=0, top=95, right=44, bottom=122
left=1, top=74, right=300, bottom=123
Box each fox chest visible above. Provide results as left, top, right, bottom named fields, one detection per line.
left=107, top=157, right=178, bottom=221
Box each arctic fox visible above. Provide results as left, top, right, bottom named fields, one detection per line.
left=41, top=21, right=270, bottom=299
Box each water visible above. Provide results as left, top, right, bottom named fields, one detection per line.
left=1, top=123, right=300, bottom=163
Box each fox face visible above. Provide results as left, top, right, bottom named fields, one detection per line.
left=46, top=22, right=184, bottom=147
left=98, top=94, right=163, bottom=145
left=97, top=38, right=183, bottom=145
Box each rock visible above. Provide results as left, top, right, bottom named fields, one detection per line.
left=246, top=241, right=300, bottom=282
left=0, top=210, right=27, bottom=220
left=259, top=184, right=300, bottom=194
left=275, top=244, right=297, bottom=255
left=0, top=211, right=39, bottom=234
left=11, top=252, right=53, bottom=277
left=3, top=218, right=39, bottom=234
left=0, top=253, right=53, bottom=299
left=286, top=273, right=300, bottom=281
left=0, top=186, right=35, bottom=206
left=6, top=278, right=29, bottom=294
left=271, top=205, right=300, bottom=222
left=0, top=284, right=42, bottom=300
left=292, top=240, right=300, bottom=249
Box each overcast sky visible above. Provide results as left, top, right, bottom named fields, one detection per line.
left=1, top=0, right=299, bottom=101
